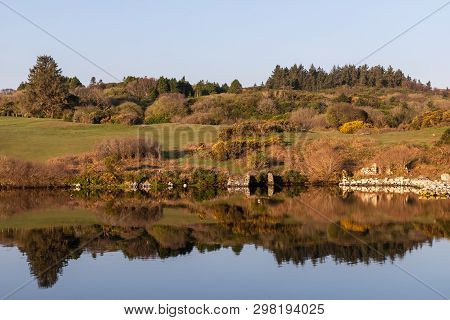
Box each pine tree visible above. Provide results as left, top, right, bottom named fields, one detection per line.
left=157, top=77, right=170, bottom=94
left=229, top=79, right=243, bottom=93
left=26, top=55, right=68, bottom=118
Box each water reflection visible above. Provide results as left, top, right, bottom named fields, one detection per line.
left=0, top=189, right=448, bottom=289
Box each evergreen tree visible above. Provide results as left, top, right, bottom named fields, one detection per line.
left=89, top=76, right=96, bottom=86
left=26, top=55, right=68, bottom=118
left=157, top=76, right=170, bottom=94
left=229, top=79, right=243, bottom=93
left=66, top=76, right=82, bottom=90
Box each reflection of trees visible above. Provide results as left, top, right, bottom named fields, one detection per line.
left=3, top=228, right=81, bottom=288
left=0, top=189, right=449, bottom=288
left=0, top=217, right=447, bottom=288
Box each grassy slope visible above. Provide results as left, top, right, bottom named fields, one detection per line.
left=0, top=116, right=447, bottom=162
left=0, top=208, right=101, bottom=229
left=0, top=117, right=219, bottom=161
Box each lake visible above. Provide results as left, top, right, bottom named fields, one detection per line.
left=0, top=188, right=449, bottom=299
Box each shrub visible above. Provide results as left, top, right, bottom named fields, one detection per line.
left=180, top=112, right=219, bottom=125
left=110, top=102, right=144, bottom=125
left=191, top=168, right=219, bottom=187
left=256, top=97, right=278, bottom=116
left=289, top=108, right=318, bottom=131
left=247, top=152, right=269, bottom=170
left=410, top=110, right=450, bottom=129
left=95, top=137, right=160, bottom=161
left=338, top=120, right=366, bottom=134
left=62, top=109, right=74, bottom=122
left=0, top=156, right=71, bottom=187
left=302, top=139, right=350, bottom=183
left=334, top=93, right=352, bottom=103
left=283, top=170, right=307, bottom=185
left=210, top=136, right=283, bottom=160
left=144, top=93, right=186, bottom=124
left=73, top=106, right=108, bottom=124
left=326, top=103, right=368, bottom=127
left=372, top=144, right=421, bottom=174
left=437, top=128, right=450, bottom=145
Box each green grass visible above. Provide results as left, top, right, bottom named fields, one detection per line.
left=155, top=207, right=216, bottom=226
left=289, top=126, right=448, bottom=145
left=0, top=116, right=447, bottom=162
left=0, top=208, right=100, bottom=229
left=0, top=117, right=219, bottom=161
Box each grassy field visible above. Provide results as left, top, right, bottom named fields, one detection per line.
left=0, top=208, right=101, bottom=229
left=0, top=117, right=219, bottom=161
left=0, top=116, right=447, bottom=162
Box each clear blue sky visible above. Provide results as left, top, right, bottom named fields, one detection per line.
left=1, top=0, right=449, bottom=89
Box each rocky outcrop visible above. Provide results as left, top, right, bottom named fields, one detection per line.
left=227, top=174, right=252, bottom=187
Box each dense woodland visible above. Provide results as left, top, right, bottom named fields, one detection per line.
left=0, top=55, right=449, bottom=132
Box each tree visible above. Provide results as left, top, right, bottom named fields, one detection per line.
left=26, top=55, right=69, bottom=118
left=89, top=76, right=96, bottom=86
left=229, top=79, right=243, bottom=94
left=66, top=76, right=82, bottom=90
left=157, top=77, right=170, bottom=94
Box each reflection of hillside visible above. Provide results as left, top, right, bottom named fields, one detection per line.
left=0, top=189, right=449, bottom=288
left=1, top=217, right=448, bottom=288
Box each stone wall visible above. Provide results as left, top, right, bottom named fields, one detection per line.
left=339, top=176, right=450, bottom=197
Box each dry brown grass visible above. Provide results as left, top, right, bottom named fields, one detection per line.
left=94, top=137, right=160, bottom=161
left=0, top=156, right=71, bottom=187
left=301, top=138, right=351, bottom=183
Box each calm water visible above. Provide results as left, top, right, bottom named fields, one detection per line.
left=0, top=188, right=449, bottom=299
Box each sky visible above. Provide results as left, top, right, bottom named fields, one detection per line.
left=1, top=0, right=449, bottom=89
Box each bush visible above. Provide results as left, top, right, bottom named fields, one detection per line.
left=372, top=144, right=421, bottom=174
left=191, top=168, right=219, bottom=187
left=289, top=108, right=318, bottom=131
left=334, top=93, right=352, bottom=103
left=326, top=103, right=368, bottom=127
left=144, top=93, right=186, bottom=124
left=410, top=110, right=450, bottom=129
left=180, top=112, right=220, bottom=125
left=62, top=109, right=74, bottom=122
left=437, top=128, right=450, bottom=145
left=210, top=136, right=283, bottom=160
left=0, top=156, right=71, bottom=187
left=110, top=102, right=144, bottom=125
left=257, top=98, right=278, bottom=116
left=339, top=120, right=366, bottom=134
left=283, top=170, right=307, bottom=185
left=302, top=139, right=350, bottom=183
left=73, top=106, right=108, bottom=124
left=247, top=152, right=269, bottom=170
left=95, top=137, right=160, bottom=161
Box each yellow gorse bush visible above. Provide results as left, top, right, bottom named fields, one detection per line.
left=338, top=120, right=366, bottom=134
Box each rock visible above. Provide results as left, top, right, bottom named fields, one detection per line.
left=267, top=172, right=274, bottom=186
left=139, top=180, right=152, bottom=191
left=360, top=163, right=378, bottom=176
left=227, top=174, right=252, bottom=187
left=441, top=173, right=450, bottom=182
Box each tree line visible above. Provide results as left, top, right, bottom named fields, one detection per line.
left=265, top=64, right=432, bottom=91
